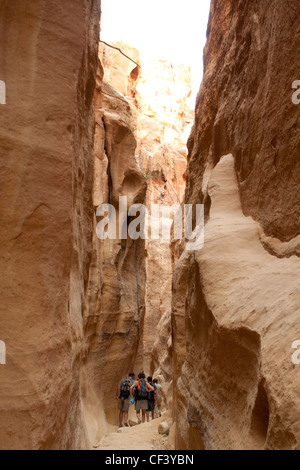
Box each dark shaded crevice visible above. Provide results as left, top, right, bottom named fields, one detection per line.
left=249, top=380, right=270, bottom=449
left=101, top=116, right=112, bottom=205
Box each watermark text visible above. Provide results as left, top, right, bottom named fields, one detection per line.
left=0, top=80, right=6, bottom=105
left=292, top=80, right=300, bottom=105
left=292, top=340, right=300, bottom=365
left=96, top=197, right=204, bottom=251
left=0, top=341, right=6, bottom=365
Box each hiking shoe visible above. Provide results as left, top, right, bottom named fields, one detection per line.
left=124, top=422, right=129, bottom=427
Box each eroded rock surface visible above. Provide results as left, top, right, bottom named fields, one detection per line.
left=135, top=53, right=192, bottom=384
left=97, top=43, right=192, bottom=399
left=0, top=0, right=100, bottom=450
left=173, top=155, right=300, bottom=450
left=186, top=0, right=300, bottom=242
left=171, top=0, right=300, bottom=451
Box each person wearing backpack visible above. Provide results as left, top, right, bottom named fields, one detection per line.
left=116, top=372, right=135, bottom=428
left=146, top=376, right=156, bottom=422
left=130, top=372, right=154, bottom=424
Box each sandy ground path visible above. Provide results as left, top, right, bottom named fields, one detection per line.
left=94, top=416, right=169, bottom=451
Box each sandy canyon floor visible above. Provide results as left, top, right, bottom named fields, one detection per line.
left=94, top=416, right=169, bottom=451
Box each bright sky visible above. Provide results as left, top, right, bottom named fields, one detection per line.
left=100, top=0, right=211, bottom=106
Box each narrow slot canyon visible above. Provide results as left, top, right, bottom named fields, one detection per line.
left=0, top=0, right=300, bottom=452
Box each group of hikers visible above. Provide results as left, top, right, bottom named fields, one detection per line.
left=116, top=372, right=167, bottom=428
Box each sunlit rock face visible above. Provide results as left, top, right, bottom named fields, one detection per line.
left=99, top=41, right=194, bottom=150
left=0, top=0, right=100, bottom=450
left=134, top=52, right=192, bottom=386
left=99, top=41, right=141, bottom=106
left=134, top=59, right=191, bottom=388
left=97, top=42, right=192, bottom=396
left=137, top=60, right=193, bottom=148
left=172, top=0, right=300, bottom=451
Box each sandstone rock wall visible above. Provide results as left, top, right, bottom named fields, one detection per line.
left=97, top=43, right=192, bottom=394
left=0, top=0, right=100, bottom=450
left=172, top=0, right=300, bottom=450
left=186, top=0, right=300, bottom=242
left=141, top=147, right=186, bottom=382
left=134, top=53, right=192, bottom=384
left=99, top=41, right=141, bottom=107
left=81, top=54, right=147, bottom=440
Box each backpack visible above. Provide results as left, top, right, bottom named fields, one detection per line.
left=136, top=379, right=149, bottom=399
left=120, top=378, right=132, bottom=398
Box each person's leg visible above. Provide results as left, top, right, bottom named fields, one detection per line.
left=135, top=401, right=141, bottom=423
left=123, top=399, right=130, bottom=426
left=118, top=399, right=124, bottom=427
left=146, top=411, right=150, bottom=422
left=119, top=410, right=123, bottom=427
left=142, top=409, right=146, bottom=423
left=149, top=401, right=155, bottom=420
left=152, top=410, right=155, bottom=420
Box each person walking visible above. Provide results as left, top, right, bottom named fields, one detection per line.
left=130, top=373, right=154, bottom=424
left=153, top=378, right=167, bottom=418
left=146, top=376, right=156, bottom=422
left=116, top=372, right=135, bottom=428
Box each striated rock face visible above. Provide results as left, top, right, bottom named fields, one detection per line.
left=0, top=1, right=100, bottom=449
left=140, top=146, right=186, bottom=388
left=172, top=0, right=300, bottom=451
left=99, top=41, right=141, bottom=107
left=141, top=146, right=186, bottom=383
left=186, top=0, right=300, bottom=243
